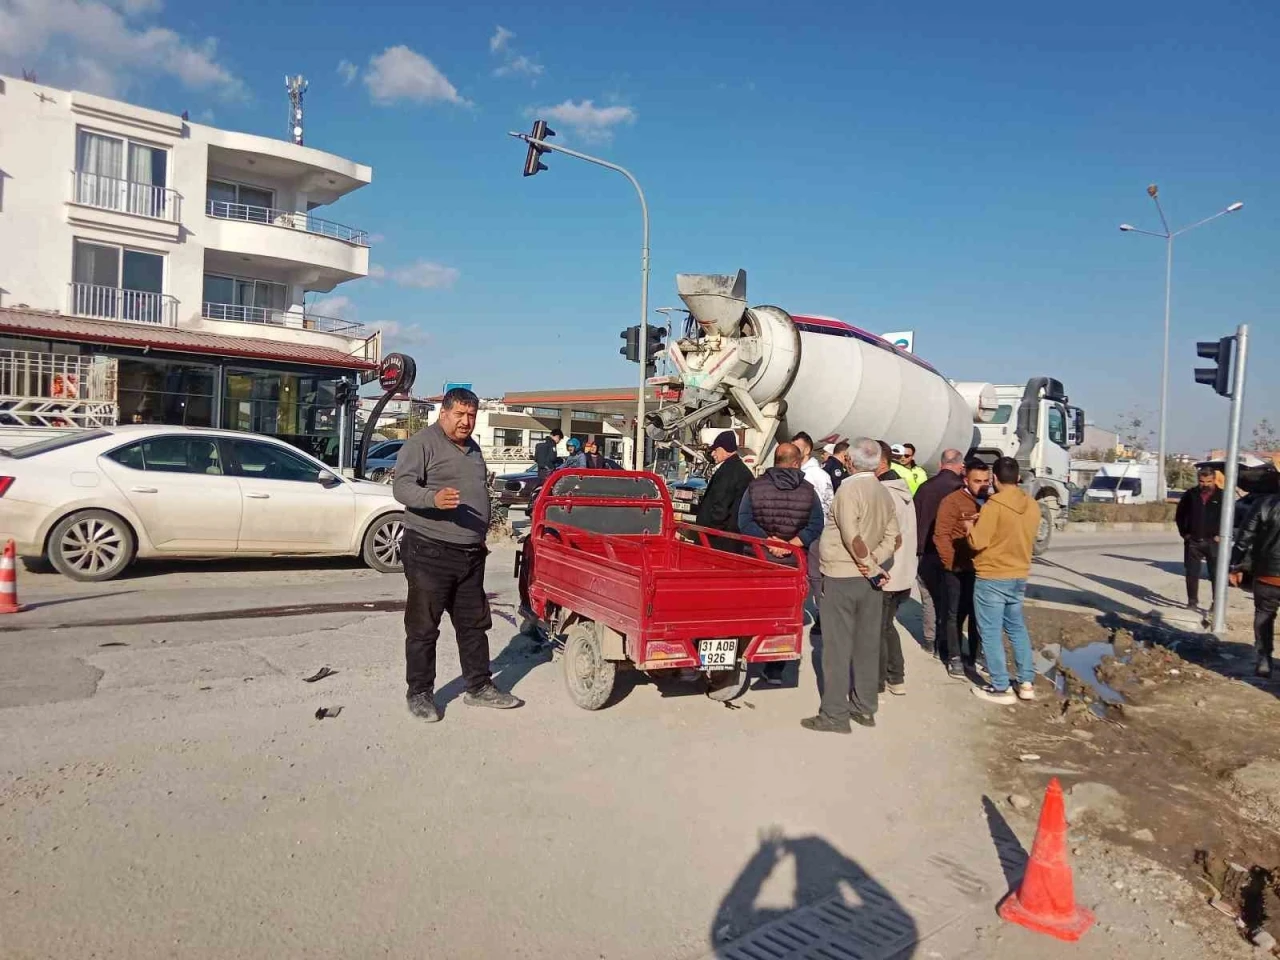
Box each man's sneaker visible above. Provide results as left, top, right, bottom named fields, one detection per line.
left=971, top=684, right=1017, bottom=705
left=800, top=714, right=852, bottom=734
left=406, top=690, right=440, bottom=722
left=946, top=659, right=967, bottom=680
left=463, top=684, right=521, bottom=709
left=851, top=712, right=876, bottom=728
left=886, top=683, right=906, bottom=697
left=1016, top=681, right=1037, bottom=702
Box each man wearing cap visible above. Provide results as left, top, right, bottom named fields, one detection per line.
left=695, top=430, right=754, bottom=551
left=890, top=444, right=927, bottom=494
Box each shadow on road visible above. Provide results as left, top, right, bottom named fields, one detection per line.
left=20, top=590, right=136, bottom=612
left=709, top=828, right=918, bottom=957
left=982, top=795, right=1029, bottom=894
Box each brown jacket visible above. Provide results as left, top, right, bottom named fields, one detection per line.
left=934, top=488, right=980, bottom=572
left=967, top=485, right=1042, bottom=580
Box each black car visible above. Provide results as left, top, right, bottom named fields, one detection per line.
left=495, top=459, right=622, bottom=508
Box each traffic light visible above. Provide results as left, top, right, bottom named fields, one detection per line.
left=620, top=325, right=640, bottom=362
left=643, top=326, right=665, bottom=378
left=522, top=119, right=555, bottom=177
left=1195, top=337, right=1234, bottom=397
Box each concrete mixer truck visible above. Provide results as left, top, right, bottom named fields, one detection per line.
left=648, top=270, right=1084, bottom=554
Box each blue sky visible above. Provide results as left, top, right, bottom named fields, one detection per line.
left=5, top=0, right=1277, bottom=453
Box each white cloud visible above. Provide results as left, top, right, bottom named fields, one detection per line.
left=308, top=295, right=354, bottom=318
left=534, top=99, right=635, bottom=142
left=337, top=59, right=357, bottom=86
left=489, top=25, right=514, bottom=54
left=196, top=107, right=214, bottom=123
left=377, top=319, right=432, bottom=347
left=0, top=0, right=245, bottom=100
left=363, top=45, right=468, bottom=106
left=368, top=260, right=459, bottom=290
left=489, top=25, right=542, bottom=82
left=366, top=232, right=385, bottom=245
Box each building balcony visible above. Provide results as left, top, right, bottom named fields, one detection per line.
left=201, top=201, right=369, bottom=290
left=66, top=171, right=183, bottom=242
left=201, top=302, right=365, bottom=337
left=69, top=282, right=177, bottom=327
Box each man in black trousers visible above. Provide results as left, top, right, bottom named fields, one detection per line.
left=393, top=387, right=522, bottom=722
left=1176, top=466, right=1224, bottom=615
left=695, top=431, right=753, bottom=550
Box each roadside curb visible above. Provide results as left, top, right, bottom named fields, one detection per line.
left=1060, top=522, right=1177, bottom=534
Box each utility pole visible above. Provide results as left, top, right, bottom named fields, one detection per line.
left=510, top=124, right=650, bottom=470
left=1207, top=324, right=1249, bottom=636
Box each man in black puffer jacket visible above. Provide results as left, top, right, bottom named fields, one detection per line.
left=737, top=442, right=824, bottom=684
left=1231, top=476, right=1280, bottom=678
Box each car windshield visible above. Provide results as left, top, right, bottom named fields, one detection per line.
left=0, top=430, right=111, bottom=458
left=1090, top=477, right=1140, bottom=492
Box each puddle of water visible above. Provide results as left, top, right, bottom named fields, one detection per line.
left=1054, top=641, right=1126, bottom=705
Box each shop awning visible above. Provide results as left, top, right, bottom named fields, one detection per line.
left=501, top=386, right=661, bottom=417
left=0, top=307, right=377, bottom=372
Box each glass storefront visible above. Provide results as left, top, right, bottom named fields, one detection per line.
left=223, top=368, right=339, bottom=463
left=118, top=357, right=216, bottom=426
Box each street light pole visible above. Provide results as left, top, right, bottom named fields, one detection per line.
left=509, top=131, right=650, bottom=470
left=1119, top=186, right=1243, bottom=501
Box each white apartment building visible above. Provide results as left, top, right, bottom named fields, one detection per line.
left=0, top=73, right=381, bottom=464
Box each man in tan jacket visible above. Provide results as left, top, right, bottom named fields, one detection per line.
left=965, top=456, right=1043, bottom=705
left=802, top=437, right=900, bottom=733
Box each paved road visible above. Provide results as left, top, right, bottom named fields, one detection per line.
left=0, top=532, right=1231, bottom=959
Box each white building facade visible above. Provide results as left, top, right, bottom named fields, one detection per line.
left=0, top=74, right=380, bottom=464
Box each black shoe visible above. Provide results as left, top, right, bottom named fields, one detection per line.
left=946, top=659, right=967, bottom=680
left=851, top=712, right=876, bottom=728
left=406, top=690, right=440, bottom=722
left=800, top=714, right=852, bottom=734
left=1257, top=657, right=1273, bottom=679
left=463, top=683, right=522, bottom=709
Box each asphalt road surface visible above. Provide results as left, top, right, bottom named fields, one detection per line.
left=0, top=532, right=1242, bottom=959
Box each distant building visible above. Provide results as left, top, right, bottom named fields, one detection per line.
left=1068, top=424, right=1120, bottom=459
left=0, top=73, right=380, bottom=464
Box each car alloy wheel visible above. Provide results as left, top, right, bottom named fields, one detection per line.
left=362, top=513, right=405, bottom=573
left=50, top=510, right=135, bottom=582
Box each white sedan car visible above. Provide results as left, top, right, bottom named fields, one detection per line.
left=0, top=426, right=406, bottom=581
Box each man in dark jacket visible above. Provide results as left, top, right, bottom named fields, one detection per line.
left=824, top=440, right=851, bottom=491
left=738, top=442, right=824, bottom=683
left=912, top=448, right=964, bottom=655
left=533, top=429, right=563, bottom=475
left=1176, top=466, right=1224, bottom=613
left=1231, top=477, right=1280, bottom=678
left=695, top=430, right=753, bottom=550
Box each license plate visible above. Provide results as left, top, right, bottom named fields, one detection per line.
left=674, top=488, right=694, bottom=501
left=698, top=638, right=737, bottom=671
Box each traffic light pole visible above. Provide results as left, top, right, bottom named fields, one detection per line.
left=509, top=132, right=650, bottom=470
left=1211, top=323, right=1249, bottom=636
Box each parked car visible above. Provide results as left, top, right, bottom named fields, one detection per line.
left=495, top=459, right=622, bottom=508
left=362, top=438, right=404, bottom=479
left=0, top=426, right=406, bottom=581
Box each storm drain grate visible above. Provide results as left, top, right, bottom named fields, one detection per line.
left=705, top=841, right=1002, bottom=960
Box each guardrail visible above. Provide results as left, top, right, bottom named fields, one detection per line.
left=69, top=282, right=177, bottom=326
left=205, top=199, right=369, bottom=246
left=71, top=170, right=181, bottom=222
left=201, top=302, right=365, bottom=336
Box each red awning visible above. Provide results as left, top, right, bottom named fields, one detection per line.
left=0, top=307, right=376, bottom=371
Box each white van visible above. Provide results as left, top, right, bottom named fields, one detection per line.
left=1083, top=462, right=1160, bottom=504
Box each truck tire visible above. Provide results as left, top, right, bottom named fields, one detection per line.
left=706, top=658, right=750, bottom=702
left=1033, top=501, right=1054, bottom=556
left=563, top=621, right=616, bottom=711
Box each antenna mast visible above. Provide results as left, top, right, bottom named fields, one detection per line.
left=285, top=74, right=308, bottom=146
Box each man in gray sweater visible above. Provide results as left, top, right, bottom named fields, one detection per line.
left=393, top=388, right=520, bottom=721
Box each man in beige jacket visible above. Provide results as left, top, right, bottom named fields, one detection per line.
left=802, top=437, right=900, bottom=733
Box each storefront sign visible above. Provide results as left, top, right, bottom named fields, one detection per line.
left=378, top=353, right=416, bottom=394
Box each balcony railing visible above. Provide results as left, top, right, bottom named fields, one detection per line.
left=201, top=302, right=365, bottom=337
left=69, top=283, right=177, bottom=327
left=71, top=170, right=182, bottom=222
left=205, top=199, right=369, bottom=246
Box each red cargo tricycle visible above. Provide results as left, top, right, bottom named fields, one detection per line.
left=514, top=469, right=807, bottom=710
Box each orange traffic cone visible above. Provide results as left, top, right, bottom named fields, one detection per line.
left=998, top=777, right=1095, bottom=942
left=0, top=539, right=22, bottom=614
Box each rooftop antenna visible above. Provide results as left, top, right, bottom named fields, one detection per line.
left=285, top=74, right=307, bottom=146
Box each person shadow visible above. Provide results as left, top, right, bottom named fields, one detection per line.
left=709, top=828, right=918, bottom=957
left=433, top=627, right=552, bottom=714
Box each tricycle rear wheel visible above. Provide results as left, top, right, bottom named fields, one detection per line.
left=563, top=622, right=617, bottom=711
left=706, top=659, right=750, bottom=702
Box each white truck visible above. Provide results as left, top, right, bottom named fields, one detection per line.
left=1083, top=462, right=1160, bottom=504
left=650, top=270, right=1084, bottom=553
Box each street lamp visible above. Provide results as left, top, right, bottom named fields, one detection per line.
left=1119, top=184, right=1243, bottom=500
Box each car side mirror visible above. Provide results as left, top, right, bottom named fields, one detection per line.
left=318, top=471, right=341, bottom=488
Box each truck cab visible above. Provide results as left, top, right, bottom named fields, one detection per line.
left=969, top=377, right=1084, bottom=553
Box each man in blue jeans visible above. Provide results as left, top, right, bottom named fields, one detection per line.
left=963, top=456, right=1042, bottom=704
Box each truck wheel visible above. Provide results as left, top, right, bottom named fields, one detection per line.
left=1033, top=501, right=1054, bottom=556
left=563, top=622, right=616, bottom=710
left=706, top=660, right=750, bottom=702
